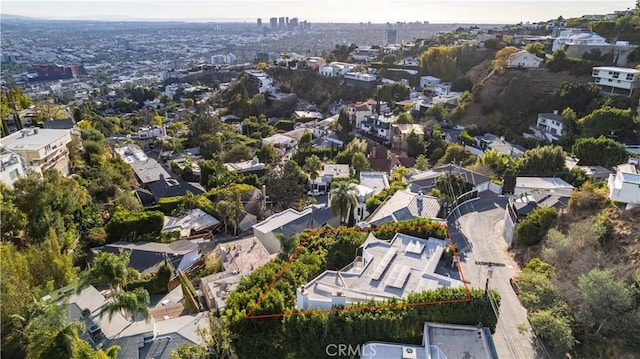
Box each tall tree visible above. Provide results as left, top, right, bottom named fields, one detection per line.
left=576, top=269, right=640, bottom=341
left=330, top=182, right=359, bottom=224
left=572, top=136, right=629, bottom=168
left=100, top=287, right=151, bottom=323
left=415, top=154, right=429, bottom=171
left=520, top=145, right=566, bottom=177
left=350, top=152, right=371, bottom=178
left=304, top=155, right=323, bottom=189
left=267, top=160, right=307, bottom=211
left=276, top=233, right=298, bottom=261
left=80, top=252, right=139, bottom=292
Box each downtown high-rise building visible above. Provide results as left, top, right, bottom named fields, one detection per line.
left=269, top=17, right=277, bottom=29
left=385, top=27, right=397, bottom=45
left=257, top=18, right=262, bottom=27
left=278, top=17, right=285, bottom=28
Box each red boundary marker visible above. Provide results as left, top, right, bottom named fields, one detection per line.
left=245, top=224, right=471, bottom=319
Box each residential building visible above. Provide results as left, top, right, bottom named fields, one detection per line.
left=368, top=146, right=416, bottom=173
left=475, top=133, right=525, bottom=158
left=359, top=171, right=390, bottom=196
left=343, top=72, right=377, bottom=87
left=419, top=75, right=441, bottom=89
left=592, top=66, right=640, bottom=96
left=361, top=322, right=498, bottom=359
left=367, top=190, right=442, bottom=226
left=350, top=47, right=379, bottom=62
left=66, top=285, right=208, bottom=359
left=305, top=56, right=326, bottom=69
left=252, top=205, right=340, bottom=254
left=318, top=62, right=356, bottom=77
left=0, top=149, right=28, bottom=189
left=503, top=192, right=569, bottom=245
left=514, top=177, right=574, bottom=197
left=262, top=133, right=297, bottom=149
left=551, top=29, right=602, bottom=51
left=409, top=164, right=492, bottom=194
left=92, top=240, right=203, bottom=275
left=351, top=184, right=376, bottom=222
left=116, top=145, right=204, bottom=205
left=608, top=163, right=640, bottom=209
left=0, top=128, right=76, bottom=176
left=137, top=125, right=167, bottom=139
left=224, top=157, right=266, bottom=174
left=347, top=102, right=375, bottom=130
left=506, top=50, right=543, bottom=68
left=296, top=233, right=463, bottom=310
left=391, top=123, right=425, bottom=152
left=163, top=208, right=221, bottom=239
left=313, top=164, right=351, bottom=192
left=530, top=111, right=565, bottom=142
left=360, top=113, right=395, bottom=143
left=245, top=70, right=273, bottom=93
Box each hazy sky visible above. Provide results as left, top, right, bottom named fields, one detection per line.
left=1, top=0, right=635, bottom=23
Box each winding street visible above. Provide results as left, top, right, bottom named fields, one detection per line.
left=447, top=197, right=549, bottom=359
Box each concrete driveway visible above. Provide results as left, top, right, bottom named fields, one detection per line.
left=448, top=197, right=550, bottom=359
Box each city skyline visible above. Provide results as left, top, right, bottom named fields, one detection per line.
left=1, top=0, right=635, bottom=24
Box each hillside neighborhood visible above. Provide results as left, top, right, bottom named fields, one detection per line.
left=1, top=4, right=640, bottom=359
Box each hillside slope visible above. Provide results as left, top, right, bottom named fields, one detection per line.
left=458, top=67, right=594, bottom=131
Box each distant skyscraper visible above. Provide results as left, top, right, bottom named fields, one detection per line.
left=278, top=17, right=285, bottom=28
left=270, top=17, right=277, bottom=29
left=257, top=18, right=262, bottom=27
left=385, top=28, right=397, bottom=45
left=227, top=53, right=237, bottom=65
left=290, top=17, right=299, bottom=28
left=211, top=55, right=226, bottom=65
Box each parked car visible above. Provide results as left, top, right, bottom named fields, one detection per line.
left=307, top=189, right=326, bottom=196
left=509, top=277, right=520, bottom=294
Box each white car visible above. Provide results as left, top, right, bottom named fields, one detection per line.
left=307, top=189, right=326, bottom=196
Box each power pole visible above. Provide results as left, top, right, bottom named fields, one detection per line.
left=475, top=261, right=505, bottom=295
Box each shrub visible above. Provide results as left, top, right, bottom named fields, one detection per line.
left=514, top=207, right=558, bottom=246
left=105, top=209, right=164, bottom=242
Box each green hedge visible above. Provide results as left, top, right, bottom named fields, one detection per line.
left=373, top=217, right=448, bottom=240
left=229, top=288, right=500, bottom=359
left=105, top=209, right=164, bottom=242
left=125, top=264, right=171, bottom=295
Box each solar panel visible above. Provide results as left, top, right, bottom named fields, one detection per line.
left=370, top=249, right=395, bottom=281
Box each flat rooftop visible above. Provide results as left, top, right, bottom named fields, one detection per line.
left=297, top=233, right=462, bottom=310
left=362, top=322, right=497, bottom=359
left=0, top=128, right=71, bottom=151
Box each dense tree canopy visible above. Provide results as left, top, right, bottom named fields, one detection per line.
left=572, top=136, right=629, bottom=168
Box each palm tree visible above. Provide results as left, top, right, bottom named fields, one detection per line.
left=275, top=233, right=298, bottom=260
left=79, top=251, right=139, bottom=293
left=304, top=155, right=323, bottom=190
left=100, top=287, right=151, bottom=323
left=216, top=200, right=231, bottom=234
left=330, top=182, right=359, bottom=225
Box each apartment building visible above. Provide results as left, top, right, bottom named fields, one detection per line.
left=592, top=66, right=640, bottom=96
left=0, top=128, right=76, bottom=176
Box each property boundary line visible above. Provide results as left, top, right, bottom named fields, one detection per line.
left=244, top=223, right=471, bottom=319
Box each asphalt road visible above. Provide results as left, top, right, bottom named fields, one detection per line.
left=448, top=197, right=549, bottom=359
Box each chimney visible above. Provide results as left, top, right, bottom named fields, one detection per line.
left=371, top=146, right=377, bottom=159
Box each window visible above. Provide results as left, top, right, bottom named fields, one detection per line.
left=592, top=70, right=599, bottom=76
left=613, top=72, right=619, bottom=79
left=627, top=74, right=634, bottom=80
left=9, top=169, right=19, bottom=180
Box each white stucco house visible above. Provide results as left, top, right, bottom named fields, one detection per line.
left=296, top=233, right=463, bottom=311
left=529, top=111, right=565, bottom=142
left=507, top=50, right=543, bottom=68
left=608, top=163, right=640, bottom=209
left=592, top=66, right=640, bottom=96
